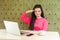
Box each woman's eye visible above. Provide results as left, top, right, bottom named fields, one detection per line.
left=35, top=10, right=41, bottom=12
left=38, top=11, right=40, bottom=12
left=35, top=11, right=37, bottom=12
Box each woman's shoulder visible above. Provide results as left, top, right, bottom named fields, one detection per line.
left=42, top=18, right=48, bottom=22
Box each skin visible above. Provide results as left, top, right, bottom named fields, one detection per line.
left=26, top=8, right=42, bottom=18
left=34, top=8, right=42, bottom=18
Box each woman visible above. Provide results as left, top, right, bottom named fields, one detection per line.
left=20, top=4, right=48, bottom=31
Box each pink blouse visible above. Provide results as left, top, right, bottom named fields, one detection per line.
left=20, top=12, right=48, bottom=31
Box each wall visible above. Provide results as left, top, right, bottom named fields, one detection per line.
left=0, top=0, right=60, bottom=34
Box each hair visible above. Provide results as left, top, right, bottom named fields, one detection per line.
left=29, top=4, right=45, bottom=30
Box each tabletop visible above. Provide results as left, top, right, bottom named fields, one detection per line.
left=0, top=29, right=60, bottom=40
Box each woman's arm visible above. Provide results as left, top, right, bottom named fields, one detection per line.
left=26, top=10, right=34, bottom=14
left=43, top=19, right=48, bottom=31
left=20, top=10, right=33, bottom=25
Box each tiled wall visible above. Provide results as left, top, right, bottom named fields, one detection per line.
left=0, top=0, right=60, bottom=34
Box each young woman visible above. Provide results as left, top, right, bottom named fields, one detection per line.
left=20, top=4, right=48, bottom=31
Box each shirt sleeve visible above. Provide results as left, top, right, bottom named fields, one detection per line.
left=42, top=19, right=48, bottom=31
left=20, top=12, right=30, bottom=25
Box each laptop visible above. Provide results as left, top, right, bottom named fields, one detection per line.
left=3, top=20, right=34, bottom=36
left=3, top=20, right=21, bottom=36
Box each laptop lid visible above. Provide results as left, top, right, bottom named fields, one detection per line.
left=3, top=20, right=20, bottom=36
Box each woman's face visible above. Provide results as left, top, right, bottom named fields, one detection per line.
left=34, top=8, right=42, bottom=17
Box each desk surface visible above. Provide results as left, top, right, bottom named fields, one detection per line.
left=0, top=29, right=60, bottom=40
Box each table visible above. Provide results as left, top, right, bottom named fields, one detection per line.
left=0, top=29, right=60, bottom=40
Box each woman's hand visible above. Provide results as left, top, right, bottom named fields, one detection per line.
left=26, top=10, right=34, bottom=14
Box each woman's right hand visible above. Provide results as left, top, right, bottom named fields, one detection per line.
left=26, top=10, right=34, bottom=14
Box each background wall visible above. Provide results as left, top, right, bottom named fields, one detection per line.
left=0, top=0, right=60, bottom=34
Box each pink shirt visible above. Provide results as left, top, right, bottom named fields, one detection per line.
left=20, top=12, right=48, bottom=31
